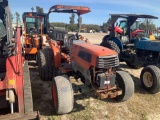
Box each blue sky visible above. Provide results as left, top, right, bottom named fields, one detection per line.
left=9, top=0, right=160, bottom=26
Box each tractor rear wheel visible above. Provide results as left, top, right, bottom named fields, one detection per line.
left=140, top=65, right=160, bottom=94
left=101, top=40, right=120, bottom=54
left=115, top=71, right=134, bottom=102
left=38, top=48, right=57, bottom=81
left=52, top=76, right=74, bottom=114
left=23, top=60, right=33, bottom=113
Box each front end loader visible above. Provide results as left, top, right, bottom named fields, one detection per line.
left=0, top=0, right=38, bottom=119
left=38, top=5, right=135, bottom=115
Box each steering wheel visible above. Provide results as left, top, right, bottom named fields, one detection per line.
left=29, top=28, right=38, bottom=36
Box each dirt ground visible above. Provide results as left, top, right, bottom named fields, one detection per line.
left=30, top=33, right=160, bottom=120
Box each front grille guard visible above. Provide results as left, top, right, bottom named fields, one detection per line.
left=97, top=55, right=119, bottom=68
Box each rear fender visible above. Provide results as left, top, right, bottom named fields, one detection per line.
left=132, top=29, right=144, bottom=37
left=48, top=40, right=61, bottom=68
left=102, top=35, right=111, bottom=42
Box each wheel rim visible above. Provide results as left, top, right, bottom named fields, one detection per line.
left=143, top=72, right=153, bottom=88
left=52, top=85, right=57, bottom=108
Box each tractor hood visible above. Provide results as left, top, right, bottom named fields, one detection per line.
left=135, top=38, right=160, bottom=52
left=71, top=41, right=119, bottom=69
left=73, top=42, right=117, bottom=57
left=48, top=5, right=91, bottom=15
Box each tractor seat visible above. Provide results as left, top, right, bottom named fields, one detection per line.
left=30, top=27, right=37, bottom=31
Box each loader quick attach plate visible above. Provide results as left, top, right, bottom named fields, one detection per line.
left=95, top=85, right=122, bottom=99
left=0, top=111, right=39, bottom=120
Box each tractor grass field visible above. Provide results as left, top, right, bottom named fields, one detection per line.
left=30, top=33, right=160, bottom=120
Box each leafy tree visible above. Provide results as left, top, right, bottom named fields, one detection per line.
left=40, top=8, right=44, bottom=13
left=31, top=7, right=34, bottom=12
left=70, top=13, right=75, bottom=24
left=140, top=19, right=156, bottom=30
left=50, top=22, right=102, bottom=32
left=36, top=6, right=40, bottom=12
left=50, top=22, right=66, bottom=28
left=15, top=12, right=20, bottom=26
left=101, top=23, right=107, bottom=32
left=106, top=18, right=111, bottom=25
left=87, top=24, right=100, bottom=32
left=68, top=24, right=78, bottom=32
left=12, top=14, right=14, bottom=22
left=101, top=18, right=111, bottom=32
left=77, top=16, right=82, bottom=32
left=36, top=6, right=44, bottom=13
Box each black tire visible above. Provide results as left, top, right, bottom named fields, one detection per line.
left=115, top=71, right=134, bottom=102
left=23, top=60, right=33, bottom=113
left=101, top=40, right=120, bottom=54
left=52, top=76, right=74, bottom=114
left=38, top=48, right=57, bottom=81
left=126, top=62, right=141, bottom=69
left=140, top=65, right=160, bottom=94
left=35, top=53, right=38, bottom=65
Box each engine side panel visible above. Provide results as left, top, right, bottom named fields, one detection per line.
left=72, top=61, right=91, bottom=84
left=135, top=40, right=160, bottom=52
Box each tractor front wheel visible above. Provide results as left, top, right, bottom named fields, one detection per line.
left=140, top=65, right=160, bottom=94
left=115, top=71, right=134, bottom=102
left=52, top=76, right=74, bottom=114
left=38, top=48, right=57, bottom=81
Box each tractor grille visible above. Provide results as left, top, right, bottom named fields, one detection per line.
left=97, top=55, right=119, bottom=68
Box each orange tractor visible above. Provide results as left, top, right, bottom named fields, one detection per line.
left=0, top=0, right=38, bottom=119
left=38, top=5, right=135, bottom=114
left=22, top=12, right=48, bottom=62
